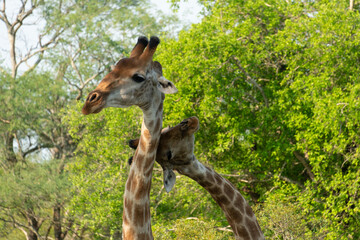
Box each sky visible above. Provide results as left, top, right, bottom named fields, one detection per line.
left=150, top=0, right=203, bottom=25
left=0, top=0, right=203, bottom=70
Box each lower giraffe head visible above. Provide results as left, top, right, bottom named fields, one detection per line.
left=128, top=116, right=199, bottom=192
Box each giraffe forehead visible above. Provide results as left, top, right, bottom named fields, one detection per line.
left=96, top=58, right=148, bottom=91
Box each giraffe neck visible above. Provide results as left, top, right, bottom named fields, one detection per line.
left=175, top=157, right=264, bottom=240
left=122, top=94, right=163, bottom=240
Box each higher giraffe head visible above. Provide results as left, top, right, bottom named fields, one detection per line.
left=82, top=36, right=177, bottom=115
left=82, top=36, right=178, bottom=240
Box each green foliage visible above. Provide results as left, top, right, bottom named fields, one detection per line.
left=154, top=0, right=360, bottom=238
left=65, top=103, right=142, bottom=238
left=153, top=217, right=234, bottom=240
left=65, top=102, right=229, bottom=238
left=41, top=0, right=360, bottom=239
left=255, top=187, right=324, bottom=239
left=0, top=160, right=71, bottom=239
left=0, top=161, right=70, bottom=209
left=150, top=175, right=225, bottom=225
left=0, top=0, right=180, bottom=238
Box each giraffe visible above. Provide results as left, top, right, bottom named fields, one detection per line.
left=128, top=116, right=265, bottom=240
left=82, top=36, right=177, bottom=240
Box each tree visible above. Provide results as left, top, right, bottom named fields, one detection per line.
left=156, top=0, right=360, bottom=238
left=0, top=0, right=177, bottom=239
left=67, top=0, right=360, bottom=239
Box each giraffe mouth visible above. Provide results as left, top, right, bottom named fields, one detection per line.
left=81, top=101, right=105, bottom=115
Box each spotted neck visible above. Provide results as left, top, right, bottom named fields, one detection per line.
left=122, top=94, right=163, bottom=240
left=174, top=158, right=264, bottom=240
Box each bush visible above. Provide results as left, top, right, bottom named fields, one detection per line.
left=153, top=217, right=234, bottom=240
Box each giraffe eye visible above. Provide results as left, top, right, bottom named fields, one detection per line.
left=132, top=74, right=145, bottom=83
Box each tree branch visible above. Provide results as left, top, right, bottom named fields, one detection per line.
left=0, top=216, right=31, bottom=239
left=215, top=226, right=233, bottom=233
left=17, top=28, right=63, bottom=74
left=243, top=92, right=260, bottom=105
left=233, top=56, right=269, bottom=107
left=350, top=0, right=354, bottom=10
left=12, top=0, right=37, bottom=35
left=293, top=151, right=315, bottom=181
left=75, top=72, right=102, bottom=100
left=22, top=143, right=54, bottom=158
left=69, top=51, right=83, bottom=83
left=45, top=222, right=53, bottom=240
left=23, top=54, right=43, bottom=75
left=0, top=118, right=10, bottom=124
left=61, top=217, right=74, bottom=240
left=279, top=175, right=304, bottom=188
left=0, top=0, right=11, bottom=27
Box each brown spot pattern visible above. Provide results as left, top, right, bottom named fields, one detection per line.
left=208, top=185, right=221, bottom=195
left=124, top=197, right=133, bottom=220
left=140, top=135, right=147, bottom=152
left=246, top=217, right=261, bottom=239
left=143, top=129, right=151, bottom=140
left=245, top=204, right=255, bottom=217
left=123, top=212, right=129, bottom=225
left=156, top=101, right=163, bottom=115
left=137, top=233, right=150, bottom=240
left=224, top=183, right=235, bottom=201
left=144, top=164, right=154, bottom=177
left=126, top=171, right=134, bottom=192
left=147, top=139, right=158, bottom=154
left=135, top=153, right=145, bottom=170
left=145, top=155, right=154, bottom=167
left=123, top=226, right=135, bottom=239
left=134, top=178, right=145, bottom=200
left=206, top=169, right=216, bottom=183
left=234, top=194, right=245, bottom=214
left=217, top=194, right=231, bottom=206
left=135, top=180, right=150, bottom=200
left=227, top=206, right=243, bottom=223
left=147, top=120, right=154, bottom=129
left=144, top=201, right=150, bottom=226
left=131, top=176, right=139, bottom=193
left=133, top=204, right=146, bottom=228
left=199, top=180, right=213, bottom=188
left=236, top=225, right=250, bottom=239
left=153, top=118, right=161, bottom=134
left=214, top=173, right=223, bottom=186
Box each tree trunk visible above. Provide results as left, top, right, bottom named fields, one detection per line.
left=4, top=133, right=17, bottom=164
left=54, top=204, right=63, bottom=240
left=28, top=230, right=38, bottom=240
left=26, top=212, right=39, bottom=240
left=349, top=0, right=354, bottom=10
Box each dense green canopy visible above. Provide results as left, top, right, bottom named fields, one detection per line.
left=1, top=0, right=359, bottom=239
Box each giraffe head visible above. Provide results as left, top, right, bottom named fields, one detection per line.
left=82, top=36, right=177, bottom=115
left=129, top=116, right=200, bottom=192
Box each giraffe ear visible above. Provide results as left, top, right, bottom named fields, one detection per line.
left=163, top=168, right=176, bottom=193
left=157, top=76, right=178, bottom=94
left=128, top=139, right=139, bottom=149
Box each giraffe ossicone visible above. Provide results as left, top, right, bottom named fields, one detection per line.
left=128, top=116, right=265, bottom=240
left=82, top=36, right=177, bottom=240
